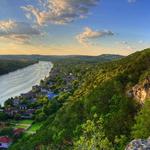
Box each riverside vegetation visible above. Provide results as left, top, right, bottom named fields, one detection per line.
left=0, top=59, right=36, bottom=76
left=1, top=50, right=150, bottom=149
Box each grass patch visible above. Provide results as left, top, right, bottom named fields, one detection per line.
left=27, top=123, right=42, bottom=132
left=14, top=124, right=30, bottom=129
left=17, top=120, right=33, bottom=125
left=9, top=119, right=33, bottom=129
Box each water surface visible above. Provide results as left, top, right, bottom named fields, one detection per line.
left=0, top=61, right=53, bottom=106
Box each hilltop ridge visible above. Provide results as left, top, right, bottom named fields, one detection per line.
left=0, top=54, right=124, bottom=63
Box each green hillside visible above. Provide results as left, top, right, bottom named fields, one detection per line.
left=0, top=59, right=37, bottom=75
left=10, top=49, right=150, bottom=150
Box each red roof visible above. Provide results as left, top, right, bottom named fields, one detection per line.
left=0, top=136, right=12, bottom=143
left=13, top=128, right=25, bottom=135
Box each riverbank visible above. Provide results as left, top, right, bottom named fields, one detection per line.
left=0, top=61, right=53, bottom=106
left=0, top=59, right=37, bottom=76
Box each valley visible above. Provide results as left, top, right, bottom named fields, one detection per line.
left=0, top=1, right=149, bottom=149
left=1, top=49, right=150, bottom=149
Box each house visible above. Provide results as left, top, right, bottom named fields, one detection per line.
left=47, top=92, right=57, bottom=100
left=29, top=98, right=37, bottom=103
left=13, top=98, right=20, bottom=106
left=41, top=88, right=48, bottom=94
left=21, top=91, right=35, bottom=99
left=0, top=136, right=12, bottom=149
left=19, top=104, right=27, bottom=110
left=13, top=128, right=25, bottom=137
left=4, top=108, right=18, bottom=116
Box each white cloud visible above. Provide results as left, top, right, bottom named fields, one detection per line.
left=76, top=27, right=114, bottom=46
left=0, top=20, right=41, bottom=44
left=0, top=20, right=16, bottom=31
left=21, top=0, right=100, bottom=25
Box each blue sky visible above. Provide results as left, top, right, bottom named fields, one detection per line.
left=0, top=0, right=149, bottom=55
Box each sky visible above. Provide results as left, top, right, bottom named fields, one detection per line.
left=0, top=0, right=150, bottom=56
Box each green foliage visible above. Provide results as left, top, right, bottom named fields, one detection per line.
left=0, top=111, right=8, bottom=121
left=0, top=127, right=13, bottom=137
left=131, top=99, right=150, bottom=139
left=114, top=135, right=129, bottom=150
left=104, top=94, right=136, bottom=140
left=73, top=115, right=114, bottom=150
left=0, top=59, right=36, bottom=75
left=9, top=48, right=150, bottom=150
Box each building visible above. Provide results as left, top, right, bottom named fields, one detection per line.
left=5, top=107, right=18, bottom=116
left=13, top=128, right=25, bottom=137
left=19, top=104, right=27, bottom=110
left=13, top=98, right=20, bottom=106
left=0, top=136, right=12, bottom=149
left=47, top=92, right=57, bottom=100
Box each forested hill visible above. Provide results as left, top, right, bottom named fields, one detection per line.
left=0, top=54, right=124, bottom=63
left=0, top=59, right=37, bottom=75
left=10, top=48, right=150, bottom=150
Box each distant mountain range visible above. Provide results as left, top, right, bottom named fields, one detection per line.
left=0, top=54, right=124, bottom=63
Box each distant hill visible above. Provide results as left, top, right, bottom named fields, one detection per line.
left=0, top=59, right=36, bottom=76
left=0, top=54, right=124, bottom=63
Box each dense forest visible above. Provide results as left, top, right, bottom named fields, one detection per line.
left=8, top=48, right=150, bottom=149
left=0, top=59, right=37, bottom=75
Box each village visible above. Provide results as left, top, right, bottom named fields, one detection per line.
left=0, top=63, right=77, bottom=149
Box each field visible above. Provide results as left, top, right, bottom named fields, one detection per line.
left=26, top=123, right=42, bottom=134
left=5, top=119, right=42, bottom=136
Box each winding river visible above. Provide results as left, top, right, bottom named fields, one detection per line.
left=0, top=61, right=53, bottom=106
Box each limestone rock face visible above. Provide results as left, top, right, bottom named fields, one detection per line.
left=127, top=77, right=150, bottom=103
left=125, top=138, right=150, bottom=150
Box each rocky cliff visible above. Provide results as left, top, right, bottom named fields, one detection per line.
left=127, top=77, right=150, bottom=103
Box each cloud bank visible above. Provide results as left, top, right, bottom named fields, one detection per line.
left=22, top=0, right=100, bottom=25
left=76, top=27, right=114, bottom=46
left=0, top=20, right=41, bottom=44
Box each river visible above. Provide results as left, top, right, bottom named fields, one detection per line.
left=0, top=61, right=53, bottom=106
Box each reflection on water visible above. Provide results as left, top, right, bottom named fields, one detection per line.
left=0, top=61, right=53, bottom=106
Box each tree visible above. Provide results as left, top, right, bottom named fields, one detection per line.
left=0, top=127, right=13, bottom=137
left=0, top=112, right=8, bottom=121
left=14, top=113, right=21, bottom=120
left=114, top=135, right=128, bottom=150
left=73, top=115, right=114, bottom=150
left=131, top=99, right=150, bottom=138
